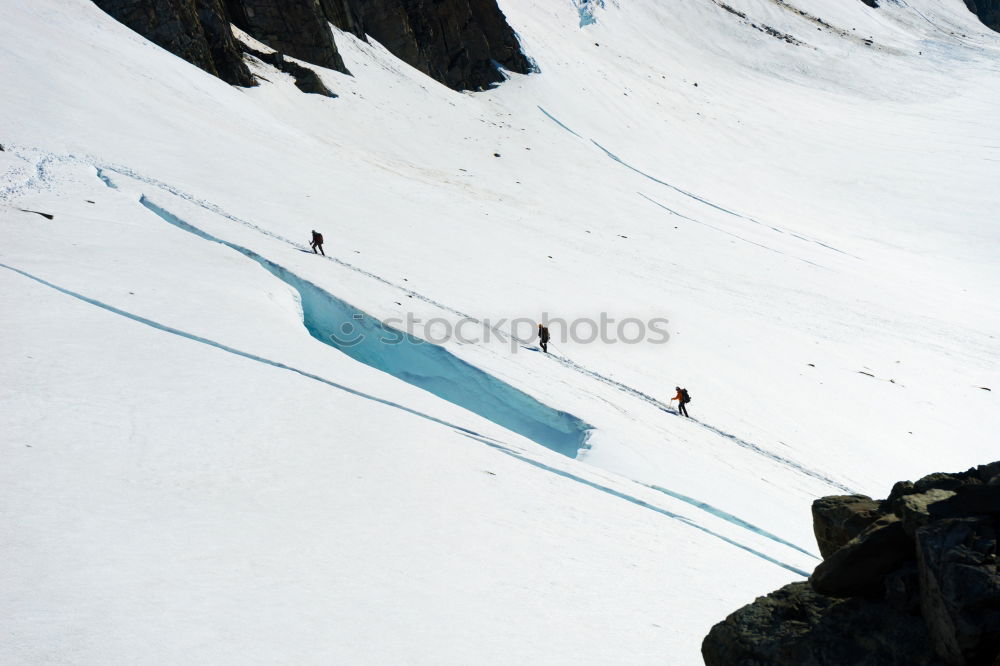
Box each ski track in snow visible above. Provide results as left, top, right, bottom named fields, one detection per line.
left=0, top=256, right=812, bottom=576
left=92, top=159, right=855, bottom=495
left=102, top=156, right=855, bottom=492
left=471, top=432, right=811, bottom=575
left=119, top=170, right=822, bottom=562
left=93, top=165, right=480, bottom=323
left=138, top=195, right=594, bottom=458
left=0, top=262, right=498, bottom=445
left=541, top=347, right=856, bottom=494
left=536, top=105, right=584, bottom=138
left=890, top=0, right=995, bottom=53
left=639, top=192, right=803, bottom=259
left=6, top=149, right=848, bottom=557
left=535, top=106, right=858, bottom=261
left=132, top=190, right=827, bottom=554
left=642, top=483, right=818, bottom=558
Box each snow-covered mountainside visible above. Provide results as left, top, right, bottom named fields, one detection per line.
left=2, top=0, right=998, bottom=662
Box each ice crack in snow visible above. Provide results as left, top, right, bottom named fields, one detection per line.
left=91, top=157, right=854, bottom=494
left=139, top=197, right=593, bottom=458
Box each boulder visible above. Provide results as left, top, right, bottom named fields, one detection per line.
left=811, top=494, right=883, bottom=559
left=811, top=515, right=913, bottom=598
left=702, top=581, right=943, bottom=666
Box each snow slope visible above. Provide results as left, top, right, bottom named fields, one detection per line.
left=2, top=0, right=998, bottom=662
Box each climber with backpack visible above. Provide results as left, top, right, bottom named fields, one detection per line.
left=537, top=323, right=551, bottom=353
left=671, top=386, right=691, bottom=417
left=310, top=229, right=325, bottom=256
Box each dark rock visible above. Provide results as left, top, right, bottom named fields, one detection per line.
left=318, top=0, right=366, bottom=39
left=328, top=0, right=533, bottom=90
left=915, top=472, right=977, bottom=494
left=930, top=485, right=1000, bottom=520
left=887, top=470, right=983, bottom=514
left=811, top=515, right=913, bottom=598
left=974, top=461, right=1000, bottom=484
left=225, top=0, right=349, bottom=73
left=702, top=581, right=943, bottom=666
left=812, top=494, right=883, bottom=558
left=18, top=209, right=55, bottom=220
left=705, top=461, right=1000, bottom=666
left=886, top=479, right=918, bottom=509
left=92, top=0, right=255, bottom=86
left=884, top=563, right=922, bottom=614
left=94, top=0, right=532, bottom=91
left=963, top=0, right=1000, bottom=32
left=900, top=489, right=959, bottom=537
left=860, top=0, right=879, bottom=8
left=917, top=516, right=1000, bottom=665
left=245, top=47, right=336, bottom=95
left=196, top=0, right=257, bottom=84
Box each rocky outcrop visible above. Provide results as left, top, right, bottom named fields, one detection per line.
left=964, top=0, right=1000, bottom=32
left=811, top=515, right=912, bottom=598
left=811, top=494, right=881, bottom=558
left=224, top=0, right=348, bottom=73
left=702, top=582, right=942, bottom=666
left=325, top=0, right=533, bottom=90
left=703, top=461, right=1000, bottom=666
left=92, top=0, right=255, bottom=86
left=93, top=0, right=532, bottom=91
left=245, top=47, right=335, bottom=95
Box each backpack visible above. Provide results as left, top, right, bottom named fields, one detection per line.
left=681, top=388, right=691, bottom=404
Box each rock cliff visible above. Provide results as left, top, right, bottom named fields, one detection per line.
left=92, top=0, right=531, bottom=91
left=92, top=0, right=255, bottom=86
left=224, top=0, right=348, bottom=74
left=329, top=0, right=533, bottom=91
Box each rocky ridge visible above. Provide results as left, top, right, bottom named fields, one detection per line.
left=703, top=461, right=1000, bottom=666
left=92, top=0, right=531, bottom=91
